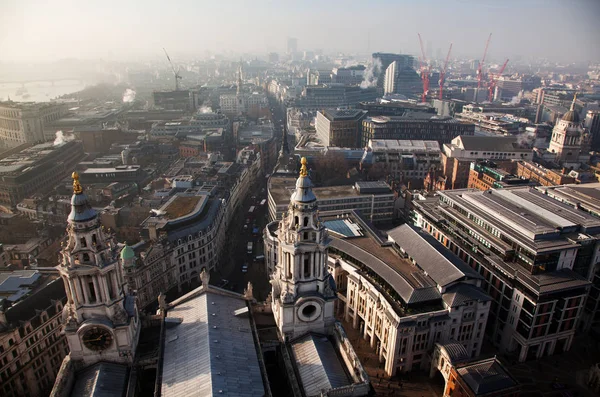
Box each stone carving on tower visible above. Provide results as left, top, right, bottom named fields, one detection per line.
left=269, top=158, right=337, bottom=341
left=56, top=172, right=140, bottom=367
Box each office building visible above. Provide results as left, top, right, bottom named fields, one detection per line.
left=383, top=61, right=422, bottom=96
left=0, top=273, right=67, bottom=397
left=267, top=174, right=396, bottom=222
left=584, top=109, right=600, bottom=151
left=412, top=187, right=599, bottom=361
left=361, top=114, right=475, bottom=148
left=293, top=85, right=378, bottom=111
left=372, top=53, right=415, bottom=89
left=0, top=141, right=85, bottom=208
left=315, top=109, right=367, bottom=148
left=0, top=101, right=68, bottom=149
left=358, top=100, right=436, bottom=116
left=468, top=161, right=532, bottom=191
left=441, top=135, right=533, bottom=190
left=287, top=37, right=298, bottom=54
left=331, top=65, right=365, bottom=85
left=495, top=78, right=523, bottom=101
left=153, top=90, right=195, bottom=111
left=361, top=139, right=441, bottom=184
left=514, top=160, right=576, bottom=186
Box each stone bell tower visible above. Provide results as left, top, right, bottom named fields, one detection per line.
left=57, top=172, right=140, bottom=367
left=270, top=158, right=337, bottom=341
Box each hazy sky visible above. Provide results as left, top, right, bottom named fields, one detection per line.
left=1, top=0, right=599, bottom=63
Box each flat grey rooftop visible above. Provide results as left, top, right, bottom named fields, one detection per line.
left=161, top=291, right=265, bottom=397
left=329, top=237, right=441, bottom=306
left=290, top=334, right=351, bottom=396
left=457, top=358, right=518, bottom=395
left=388, top=224, right=482, bottom=287
left=70, top=362, right=129, bottom=397
left=440, top=188, right=600, bottom=246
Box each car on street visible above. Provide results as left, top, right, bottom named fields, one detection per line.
left=241, top=264, right=248, bottom=273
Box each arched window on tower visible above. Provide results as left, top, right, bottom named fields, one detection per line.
left=294, top=216, right=299, bottom=227
left=303, top=257, right=310, bottom=278
left=80, top=237, right=87, bottom=248
left=303, top=217, right=309, bottom=227
left=92, top=234, right=97, bottom=246
left=83, top=253, right=90, bottom=262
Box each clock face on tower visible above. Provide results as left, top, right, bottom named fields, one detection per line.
left=81, top=327, right=113, bottom=351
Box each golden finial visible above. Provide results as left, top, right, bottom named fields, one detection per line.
left=72, top=171, right=83, bottom=194
left=299, top=157, right=308, bottom=177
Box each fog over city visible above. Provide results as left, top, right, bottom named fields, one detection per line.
left=2, top=1, right=600, bottom=397
left=1, top=0, right=600, bottom=64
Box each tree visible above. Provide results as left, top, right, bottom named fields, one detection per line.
left=313, top=152, right=349, bottom=185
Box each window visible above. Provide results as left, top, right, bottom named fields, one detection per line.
left=80, top=237, right=87, bottom=247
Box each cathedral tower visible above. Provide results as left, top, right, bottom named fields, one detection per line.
left=269, top=158, right=336, bottom=341
left=57, top=172, right=140, bottom=366
left=549, top=94, right=591, bottom=166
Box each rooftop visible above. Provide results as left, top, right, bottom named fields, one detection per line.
left=0, top=141, right=79, bottom=176
left=163, top=196, right=201, bottom=219
left=290, top=333, right=352, bottom=396
left=457, top=358, right=519, bottom=395
left=322, top=109, right=366, bottom=120
left=161, top=290, right=265, bottom=397
left=387, top=224, right=482, bottom=287
left=369, top=139, right=441, bottom=153
left=439, top=188, right=600, bottom=246
left=268, top=177, right=392, bottom=207
left=454, top=135, right=530, bottom=152
left=70, top=362, right=129, bottom=397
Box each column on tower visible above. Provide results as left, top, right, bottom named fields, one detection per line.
left=80, top=277, right=90, bottom=304
left=92, top=276, right=101, bottom=303
left=111, top=272, right=119, bottom=297
left=100, top=274, right=111, bottom=302
left=67, top=278, right=80, bottom=306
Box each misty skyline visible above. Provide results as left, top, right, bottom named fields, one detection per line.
left=1, top=0, right=600, bottom=63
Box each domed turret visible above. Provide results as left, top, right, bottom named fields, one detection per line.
left=290, top=157, right=317, bottom=203
left=120, top=245, right=135, bottom=261
left=562, top=94, right=580, bottom=123
left=68, top=172, right=97, bottom=222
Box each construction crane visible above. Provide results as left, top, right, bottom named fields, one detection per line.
left=488, top=58, right=509, bottom=102
left=438, top=43, right=453, bottom=100
left=417, top=33, right=430, bottom=103
left=163, top=48, right=182, bottom=91
left=476, top=33, right=492, bottom=91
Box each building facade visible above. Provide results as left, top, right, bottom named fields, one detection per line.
left=361, top=139, right=441, bottom=183
left=412, top=187, right=599, bottom=362
left=267, top=177, right=396, bottom=223
left=315, top=109, right=367, bottom=148
left=0, top=102, right=67, bottom=149
left=0, top=141, right=85, bottom=209
left=441, top=136, right=533, bottom=190
left=0, top=275, right=67, bottom=397
left=361, top=115, right=475, bottom=148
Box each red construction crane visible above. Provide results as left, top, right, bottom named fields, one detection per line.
left=476, top=33, right=492, bottom=91
left=417, top=33, right=430, bottom=103
left=439, top=43, right=453, bottom=100
left=488, top=58, right=509, bottom=102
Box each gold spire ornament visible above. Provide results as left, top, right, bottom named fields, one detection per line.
left=72, top=171, right=83, bottom=194
left=299, top=157, right=308, bottom=177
